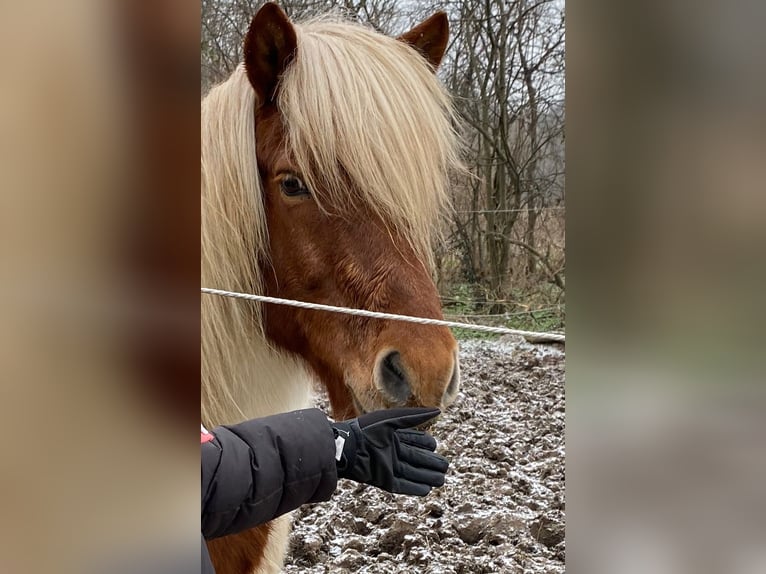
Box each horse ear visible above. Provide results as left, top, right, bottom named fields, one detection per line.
left=397, top=12, right=449, bottom=70
left=243, top=2, right=297, bottom=105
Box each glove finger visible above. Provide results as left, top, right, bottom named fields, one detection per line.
left=359, top=407, right=441, bottom=431
left=391, top=478, right=432, bottom=497
left=396, top=429, right=437, bottom=451
left=399, top=445, right=449, bottom=473
left=398, top=463, right=447, bottom=487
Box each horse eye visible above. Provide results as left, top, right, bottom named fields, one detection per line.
left=280, top=175, right=309, bottom=197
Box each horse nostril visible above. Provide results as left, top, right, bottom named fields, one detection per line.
left=378, top=351, right=411, bottom=403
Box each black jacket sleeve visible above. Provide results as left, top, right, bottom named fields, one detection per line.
left=201, top=408, right=338, bottom=540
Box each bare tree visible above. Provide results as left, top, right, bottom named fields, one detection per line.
left=436, top=0, right=564, bottom=313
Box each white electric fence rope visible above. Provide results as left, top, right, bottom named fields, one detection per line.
left=201, top=287, right=565, bottom=342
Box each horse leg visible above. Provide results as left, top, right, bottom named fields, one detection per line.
left=206, top=515, right=292, bottom=574
left=259, top=514, right=292, bottom=573
left=206, top=523, right=270, bottom=574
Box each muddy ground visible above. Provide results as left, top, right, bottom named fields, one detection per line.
left=283, top=337, right=565, bottom=573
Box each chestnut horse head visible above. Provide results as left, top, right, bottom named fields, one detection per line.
left=202, top=3, right=462, bottom=425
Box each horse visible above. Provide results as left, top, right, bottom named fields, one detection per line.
left=201, top=3, right=463, bottom=572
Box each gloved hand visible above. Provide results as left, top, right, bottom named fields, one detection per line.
left=331, top=407, right=448, bottom=496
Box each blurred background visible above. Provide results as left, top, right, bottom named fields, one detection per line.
left=0, top=0, right=200, bottom=572
left=568, top=0, right=766, bottom=572
left=0, top=0, right=764, bottom=572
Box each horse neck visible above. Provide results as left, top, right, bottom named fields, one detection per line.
left=201, top=305, right=315, bottom=427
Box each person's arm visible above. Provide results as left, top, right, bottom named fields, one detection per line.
left=201, top=406, right=450, bottom=542
left=201, top=408, right=337, bottom=540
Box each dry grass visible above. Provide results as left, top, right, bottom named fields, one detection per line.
left=436, top=209, right=565, bottom=334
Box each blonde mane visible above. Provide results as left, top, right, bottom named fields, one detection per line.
left=201, top=16, right=462, bottom=426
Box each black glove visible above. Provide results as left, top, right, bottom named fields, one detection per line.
left=331, top=407, right=448, bottom=496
